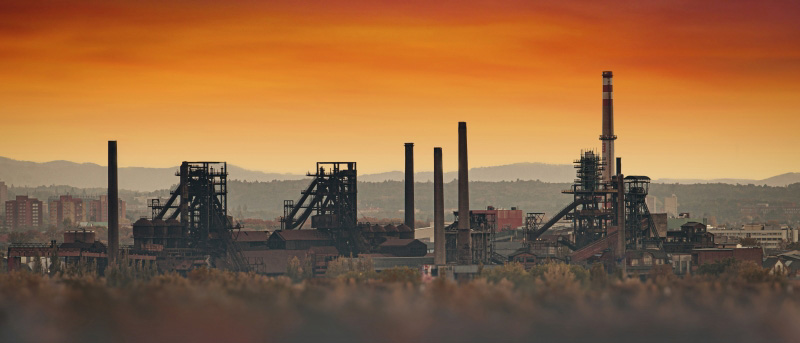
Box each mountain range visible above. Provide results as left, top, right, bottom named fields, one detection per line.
left=1, top=157, right=798, bottom=191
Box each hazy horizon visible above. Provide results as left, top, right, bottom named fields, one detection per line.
left=2, top=156, right=799, bottom=194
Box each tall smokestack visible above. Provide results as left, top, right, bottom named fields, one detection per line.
left=433, top=147, right=445, bottom=265
left=107, top=141, right=119, bottom=264
left=457, top=122, right=472, bottom=264
left=616, top=157, right=626, bottom=273
left=404, top=143, right=415, bottom=234
left=601, top=71, right=617, bottom=183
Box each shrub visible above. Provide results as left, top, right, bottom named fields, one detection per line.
left=325, top=256, right=377, bottom=281
left=480, top=262, right=531, bottom=287
left=377, top=266, right=421, bottom=285
left=589, top=263, right=608, bottom=288
left=696, top=258, right=738, bottom=276
left=696, top=258, right=785, bottom=285
left=648, top=264, right=677, bottom=285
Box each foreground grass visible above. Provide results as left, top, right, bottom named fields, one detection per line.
left=0, top=263, right=798, bottom=343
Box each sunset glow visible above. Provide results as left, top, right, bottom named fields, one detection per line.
left=2, top=0, right=799, bottom=179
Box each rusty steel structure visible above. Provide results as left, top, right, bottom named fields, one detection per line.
left=143, top=162, right=249, bottom=271
left=445, top=209, right=497, bottom=264
left=280, top=162, right=362, bottom=255
left=524, top=212, right=544, bottom=243
left=521, top=72, right=663, bottom=261
left=524, top=151, right=660, bottom=260
left=563, top=151, right=616, bottom=248
left=624, top=175, right=660, bottom=249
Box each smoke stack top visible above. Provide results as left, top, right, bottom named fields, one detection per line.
left=601, top=71, right=617, bottom=183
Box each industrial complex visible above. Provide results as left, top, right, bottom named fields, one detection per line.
left=5, top=72, right=768, bottom=279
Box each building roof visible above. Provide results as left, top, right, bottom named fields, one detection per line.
left=508, top=248, right=537, bottom=258
left=764, top=257, right=782, bottom=269
left=133, top=218, right=152, bottom=227
left=59, top=241, right=106, bottom=251
left=681, top=222, right=706, bottom=229
left=778, top=251, right=800, bottom=260
left=379, top=238, right=423, bottom=247
left=307, top=246, right=340, bottom=255
left=625, top=249, right=668, bottom=259
left=396, top=224, right=413, bottom=232
left=272, top=230, right=333, bottom=241
left=384, top=224, right=398, bottom=233
left=234, top=231, right=270, bottom=242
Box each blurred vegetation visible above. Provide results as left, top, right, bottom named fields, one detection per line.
left=325, top=256, right=377, bottom=281
left=0, top=261, right=799, bottom=343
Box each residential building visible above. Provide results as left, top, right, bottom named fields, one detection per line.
left=646, top=195, right=660, bottom=213
left=87, top=195, right=127, bottom=223
left=0, top=181, right=7, bottom=215
left=48, top=195, right=86, bottom=227
left=664, top=194, right=678, bottom=217
left=4, top=195, right=44, bottom=230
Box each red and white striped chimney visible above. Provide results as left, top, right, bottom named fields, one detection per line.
left=601, top=71, right=617, bottom=183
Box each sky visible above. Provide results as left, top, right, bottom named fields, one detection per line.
left=1, top=0, right=799, bottom=179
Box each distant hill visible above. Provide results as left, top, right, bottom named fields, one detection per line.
left=360, top=163, right=575, bottom=183
left=0, top=157, right=305, bottom=191
left=653, top=172, right=800, bottom=187
left=1, top=156, right=798, bottom=191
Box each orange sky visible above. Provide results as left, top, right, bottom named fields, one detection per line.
left=2, top=0, right=799, bottom=179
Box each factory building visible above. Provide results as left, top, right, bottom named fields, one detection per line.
left=471, top=206, right=523, bottom=231
left=692, top=247, right=763, bottom=268
left=7, top=229, right=155, bottom=273
left=708, top=224, right=798, bottom=249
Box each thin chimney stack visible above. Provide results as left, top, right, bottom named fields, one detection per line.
left=107, top=141, right=119, bottom=264
left=404, top=143, right=415, bottom=234
left=433, top=147, right=445, bottom=265
left=457, top=122, right=472, bottom=264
